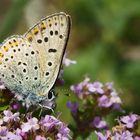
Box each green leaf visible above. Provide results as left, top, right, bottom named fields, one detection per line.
left=0, top=105, right=9, bottom=111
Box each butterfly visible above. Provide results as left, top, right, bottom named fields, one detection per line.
left=0, top=12, right=71, bottom=109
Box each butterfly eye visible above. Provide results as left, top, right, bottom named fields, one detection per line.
left=48, top=89, right=55, bottom=100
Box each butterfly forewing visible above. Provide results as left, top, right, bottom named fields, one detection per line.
left=24, top=13, right=71, bottom=96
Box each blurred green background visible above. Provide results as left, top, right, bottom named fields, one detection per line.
left=0, top=0, right=140, bottom=132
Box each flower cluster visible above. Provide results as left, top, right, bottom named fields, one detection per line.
left=95, top=113, right=140, bottom=140
left=67, top=78, right=122, bottom=137
left=0, top=110, right=71, bottom=140
left=70, top=78, right=122, bottom=110
left=1, top=56, right=140, bottom=140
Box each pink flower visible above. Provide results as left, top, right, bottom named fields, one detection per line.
left=16, top=128, right=26, bottom=138
left=120, top=114, right=140, bottom=128
left=112, top=130, right=133, bottom=140
left=95, top=131, right=111, bottom=140
left=35, top=135, right=46, bottom=140
left=70, top=77, right=90, bottom=97
left=57, top=133, right=69, bottom=140
left=21, top=117, right=39, bottom=132
left=67, top=101, right=79, bottom=115
left=135, top=136, right=140, bottom=140
left=58, top=123, right=70, bottom=139
left=3, top=110, right=19, bottom=122
left=63, top=57, right=77, bottom=67
left=91, top=116, right=108, bottom=129
left=0, top=126, right=8, bottom=136
left=110, top=91, right=122, bottom=104
left=41, top=115, right=60, bottom=130
left=87, top=82, right=104, bottom=94
left=6, top=132, right=22, bottom=140
left=98, top=95, right=112, bottom=108
left=0, top=83, right=5, bottom=90
left=105, top=82, right=114, bottom=90
left=40, top=115, right=71, bottom=139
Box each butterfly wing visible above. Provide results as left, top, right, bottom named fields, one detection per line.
left=0, top=12, right=71, bottom=106
left=24, top=12, right=71, bottom=97
left=0, top=36, right=40, bottom=97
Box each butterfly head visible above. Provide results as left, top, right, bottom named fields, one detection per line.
left=38, top=89, right=56, bottom=109
left=21, top=88, right=56, bottom=110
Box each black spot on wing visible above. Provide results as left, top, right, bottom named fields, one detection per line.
left=45, top=72, right=49, bottom=76
left=11, top=75, right=15, bottom=78
left=44, top=37, right=48, bottom=42
left=55, top=31, right=58, bottom=35
left=18, top=62, right=21, bottom=65
left=23, top=69, right=26, bottom=73
left=34, top=66, right=38, bottom=70
left=48, top=49, right=57, bottom=53
left=48, top=62, right=52, bottom=66
left=50, top=31, right=53, bottom=36
left=37, top=39, right=42, bottom=43
left=59, top=35, right=63, bottom=39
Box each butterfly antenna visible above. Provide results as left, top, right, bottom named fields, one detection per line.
left=51, top=108, right=55, bottom=115
left=57, top=112, right=62, bottom=119
left=39, top=108, right=43, bottom=117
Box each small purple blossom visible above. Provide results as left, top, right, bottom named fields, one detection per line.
left=6, top=132, right=22, bottom=140
left=105, top=82, right=114, bottom=90
left=0, top=83, right=5, bottom=90
left=112, top=130, right=133, bottom=140
left=98, top=91, right=122, bottom=110
left=57, top=123, right=71, bottom=140
left=41, top=115, right=60, bottom=130
left=70, top=84, right=83, bottom=95
left=56, top=78, right=65, bottom=86
left=87, top=82, right=104, bottom=94
left=21, top=117, right=39, bottom=132
left=70, top=77, right=90, bottom=96
left=135, top=136, right=140, bottom=140
left=63, top=57, right=77, bottom=67
left=35, top=135, right=46, bottom=140
left=112, top=103, right=123, bottom=112
left=56, top=69, right=65, bottom=86
left=110, top=91, right=122, bottom=104
left=3, top=110, right=19, bottom=122
left=95, top=131, right=111, bottom=140
left=120, top=114, right=140, bottom=128
left=11, top=102, right=21, bottom=111
left=0, top=126, right=8, bottom=137
left=67, top=101, right=79, bottom=114
left=40, top=115, right=70, bottom=139
left=16, top=128, right=26, bottom=138
left=57, top=133, right=70, bottom=140
left=91, top=116, right=108, bottom=129
left=98, top=95, right=112, bottom=108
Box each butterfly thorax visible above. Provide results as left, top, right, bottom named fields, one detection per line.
left=15, top=89, right=55, bottom=109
